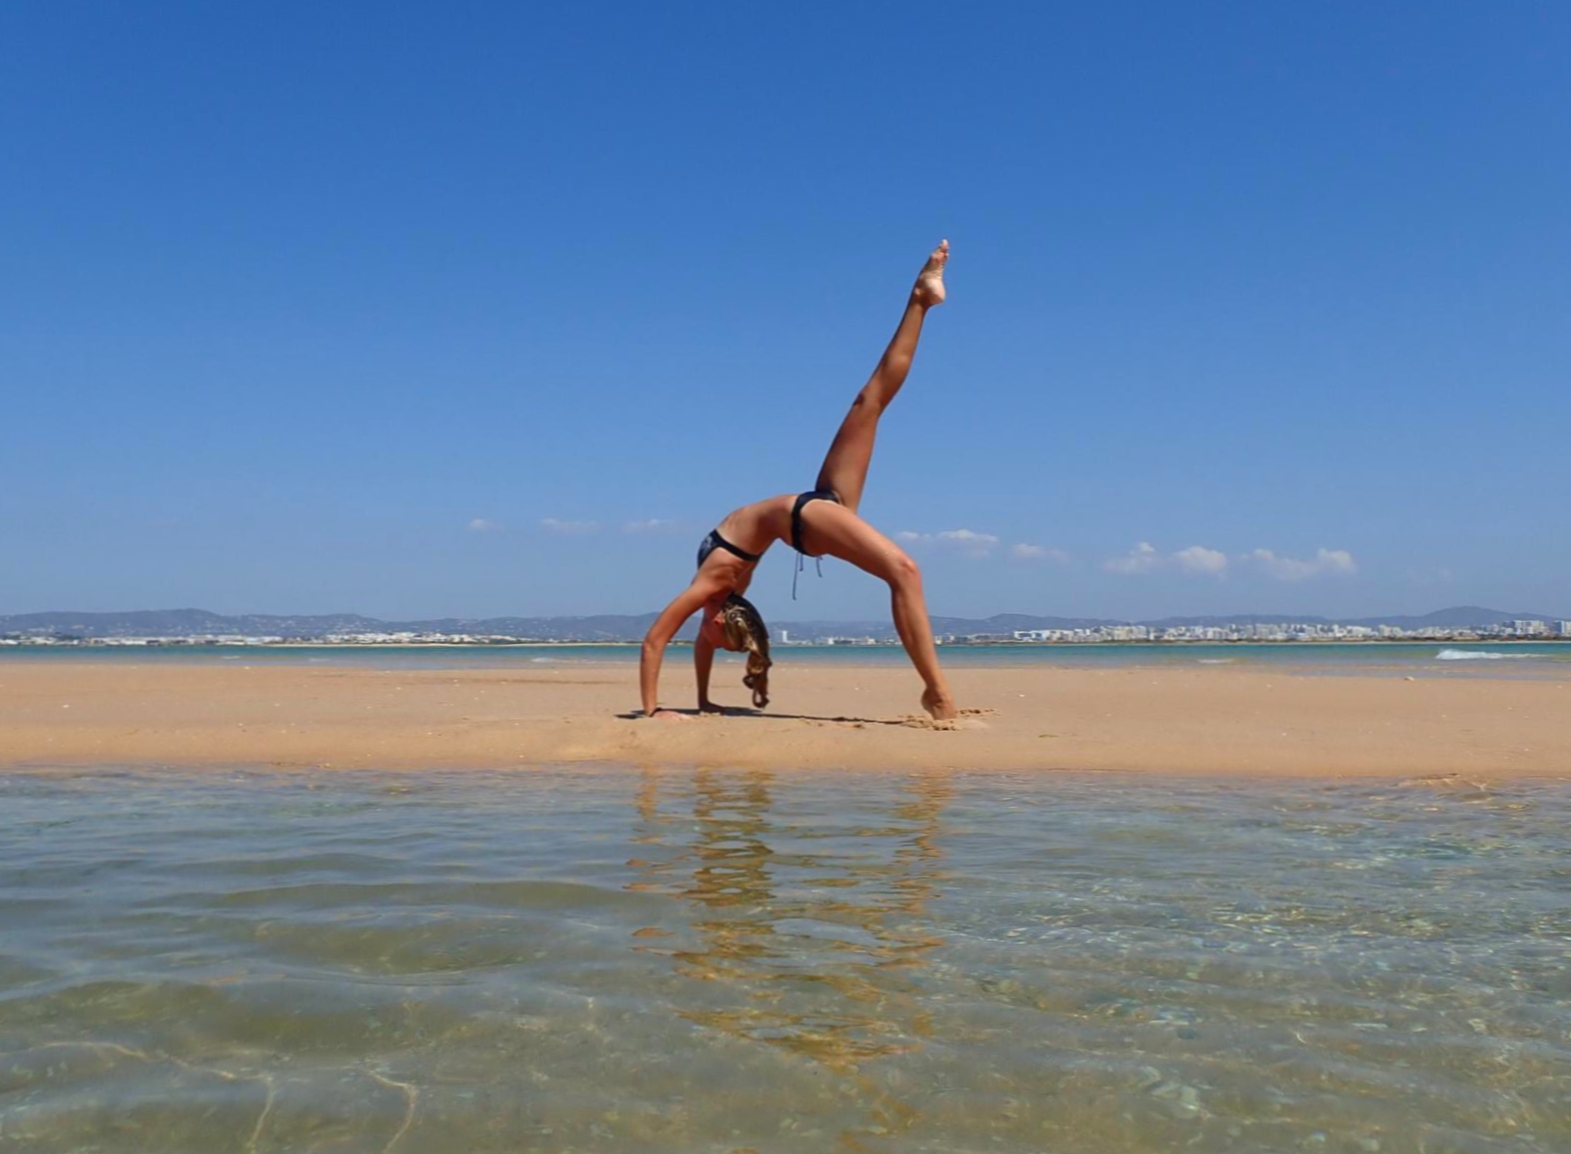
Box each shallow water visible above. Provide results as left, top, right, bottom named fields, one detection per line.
left=3, top=766, right=1569, bottom=1152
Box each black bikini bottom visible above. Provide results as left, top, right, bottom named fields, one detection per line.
left=790, top=489, right=842, bottom=557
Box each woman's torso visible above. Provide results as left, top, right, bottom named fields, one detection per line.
left=713, top=495, right=795, bottom=558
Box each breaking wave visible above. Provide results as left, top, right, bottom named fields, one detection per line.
left=1434, top=648, right=1537, bottom=661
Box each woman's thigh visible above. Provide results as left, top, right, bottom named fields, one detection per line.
left=798, top=501, right=910, bottom=583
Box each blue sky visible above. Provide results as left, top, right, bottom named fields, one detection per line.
left=3, top=2, right=1567, bottom=622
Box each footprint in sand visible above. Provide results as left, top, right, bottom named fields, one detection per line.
left=901, top=711, right=991, bottom=731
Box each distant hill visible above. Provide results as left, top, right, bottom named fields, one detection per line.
left=0, top=609, right=664, bottom=642
left=1, top=605, right=1562, bottom=642
left=1139, top=606, right=1558, bottom=631
left=1354, top=605, right=1542, bottom=629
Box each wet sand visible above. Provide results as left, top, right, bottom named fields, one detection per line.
left=1, top=659, right=1566, bottom=778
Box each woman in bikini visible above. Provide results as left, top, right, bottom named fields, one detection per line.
left=640, top=240, right=958, bottom=722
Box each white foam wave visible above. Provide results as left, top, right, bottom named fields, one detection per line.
left=1434, top=648, right=1537, bottom=661
left=1196, top=658, right=1235, bottom=665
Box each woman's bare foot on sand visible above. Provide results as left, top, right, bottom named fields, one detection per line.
left=922, top=687, right=959, bottom=722
left=911, top=239, right=948, bottom=308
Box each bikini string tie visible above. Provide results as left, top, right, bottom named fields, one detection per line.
left=791, top=551, right=824, bottom=600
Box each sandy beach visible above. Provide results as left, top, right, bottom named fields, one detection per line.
left=1, top=659, right=1565, bottom=778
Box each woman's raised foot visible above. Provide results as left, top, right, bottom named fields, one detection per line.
left=912, top=239, right=948, bottom=307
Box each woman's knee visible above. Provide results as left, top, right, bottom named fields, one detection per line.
left=887, top=550, right=922, bottom=588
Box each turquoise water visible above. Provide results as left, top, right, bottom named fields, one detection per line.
left=4, top=640, right=1571, bottom=677
left=3, top=766, right=1569, bottom=1152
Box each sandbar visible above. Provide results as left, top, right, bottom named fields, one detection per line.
left=1, top=659, right=1566, bottom=779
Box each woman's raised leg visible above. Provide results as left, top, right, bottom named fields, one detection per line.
left=813, top=240, right=948, bottom=514
left=797, top=501, right=958, bottom=721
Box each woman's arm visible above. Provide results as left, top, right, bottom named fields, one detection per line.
left=640, top=575, right=727, bottom=717
left=694, top=631, right=717, bottom=711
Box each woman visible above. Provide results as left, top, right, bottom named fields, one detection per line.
left=640, top=240, right=958, bottom=722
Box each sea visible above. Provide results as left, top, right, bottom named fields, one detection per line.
left=2, top=645, right=1569, bottom=1151
left=3, top=639, right=1570, bottom=678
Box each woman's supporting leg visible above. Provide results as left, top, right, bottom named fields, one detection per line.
left=813, top=240, right=948, bottom=514
left=799, top=502, right=958, bottom=720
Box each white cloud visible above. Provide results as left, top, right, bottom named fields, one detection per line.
left=1173, top=545, right=1229, bottom=577
left=1248, top=548, right=1357, bottom=581
left=1011, top=543, right=1071, bottom=565
left=1104, top=541, right=1160, bottom=575
left=897, top=528, right=1001, bottom=558
left=937, top=528, right=1000, bottom=553
left=1109, top=541, right=1356, bottom=581
left=622, top=518, right=679, bottom=534
left=1105, top=541, right=1358, bottom=581
left=467, top=518, right=499, bottom=532
left=541, top=517, right=600, bottom=535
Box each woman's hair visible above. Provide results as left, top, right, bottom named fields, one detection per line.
left=720, top=592, right=772, bottom=708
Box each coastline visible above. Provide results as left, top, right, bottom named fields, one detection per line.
left=5, top=638, right=1569, bottom=650
left=2, top=658, right=1566, bottom=779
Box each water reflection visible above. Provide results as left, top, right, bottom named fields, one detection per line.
left=627, top=768, right=953, bottom=1143
left=630, top=769, right=951, bottom=1067
left=4, top=768, right=1569, bottom=1153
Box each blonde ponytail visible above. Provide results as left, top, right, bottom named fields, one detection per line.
left=721, top=593, right=772, bottom=708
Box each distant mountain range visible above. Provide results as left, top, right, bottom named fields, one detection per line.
left=0, top=605, right=1563, bottom=642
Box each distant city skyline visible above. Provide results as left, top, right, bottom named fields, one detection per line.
left=4, top=4, right=1566, bottom=623
left=4, top=604, right=1567, bottom=646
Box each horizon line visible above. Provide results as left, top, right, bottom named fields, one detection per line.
left=3, top=604, right=1568, bottom=624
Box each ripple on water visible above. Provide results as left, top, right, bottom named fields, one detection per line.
left=1, top=767, right=1569, bottom=1153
